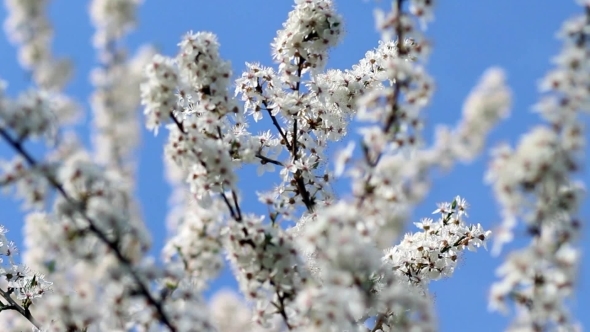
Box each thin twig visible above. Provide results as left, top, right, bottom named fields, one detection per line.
left=294, top=175, right=315, bottom=212
left=231, top=190, right=243, bottom=220
left=170, top=111, right=186, bottom=134
left=255, top=153, right=284, bottom=166
left=255, top=71, right=315, bottom=212
left=220, top=191, right=239, bottom=221
left=256, top=79, right=292, bottom=150
left=264, top=105, right=292, bottom=151
left=292, top=118, right=298, bottom=159
left=274, top=291, right=293, bottom=330
left=173, top=115, right=244, bottom=225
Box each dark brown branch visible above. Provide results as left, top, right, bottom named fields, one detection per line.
left=256, top=79, right=292, bottom=151
left=231, top=189, right=243, bottom=221
left=291, top=55, right=304, bottom=160
left=294, top=174, right=315, bottom=212
left=292, top=118, right=298, bottom=159
left=170, top=111, right=187, bottom=134
left=274, top=290, right=293, bottom=330
left=264, top=104, right=292, bottom=151
left=220, top=190, right=239, bottom=221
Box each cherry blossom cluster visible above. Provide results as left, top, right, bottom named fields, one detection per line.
left=0, top=82, right=77, bottom=210
left=3, top=0, right=71, bottom=90
left=272, top=0, right=343, bottom=82
left=146, top=0, right=500, bottom=331
left=161, top=199, right=225, bottom=291
left=225, top=214, right=308, bottom=329
left=0, top=0, right=586, bottom=331
left=383, top=196, right=491, bottom=287
left=89, top=0, right=141, bottom=51
left=336, top=2, right=439, bottom=254
left=89, top=0, right=155, bottom=211
left=290, top=196, right=489, bottom=331
left=11, top=153, right=161, bottom=331
left=446, top=68, right=512, bottom=162
left=486, top=1, right=589, bottom=330
left=137, top=1, right=468, bottom=330
left=0, top=87, right=77, bottom=143
left=141, top=54, right=179, bottom=135
left=1, top=88, right=56, bottom=141
left=0, top=224, right=50, bottom=329
left=90, top=47, right=155, bottom=169
left=292, top=201, right=387, bottom=331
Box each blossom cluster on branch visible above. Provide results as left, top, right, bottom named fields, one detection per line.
left=0, top=0, right=586, bottom=331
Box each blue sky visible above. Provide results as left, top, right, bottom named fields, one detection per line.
left=0, top=1, right=589, bottom=331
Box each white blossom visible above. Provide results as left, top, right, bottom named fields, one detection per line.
left=0, top=0, right=586, bottom=331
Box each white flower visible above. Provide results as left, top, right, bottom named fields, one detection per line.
left=140, top=54, right=179, bottom=135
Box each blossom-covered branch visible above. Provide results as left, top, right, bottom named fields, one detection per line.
left=487, top=2, right=589, bottom=330
left=0, top=225, right=47, bottom=330
left=0, top=124, right=176, bottom=331
left=0, top=0, right=586, bottom=331
left=4, top=0, right=72, bottom=90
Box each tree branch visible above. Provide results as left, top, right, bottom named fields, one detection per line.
left=255, top=153, right=284, bottom=166
left=0, top=288, right=40, bottom=330
left=264, top=104, right=292, bottom=151
left=170, top=111, right=186, bottom=134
